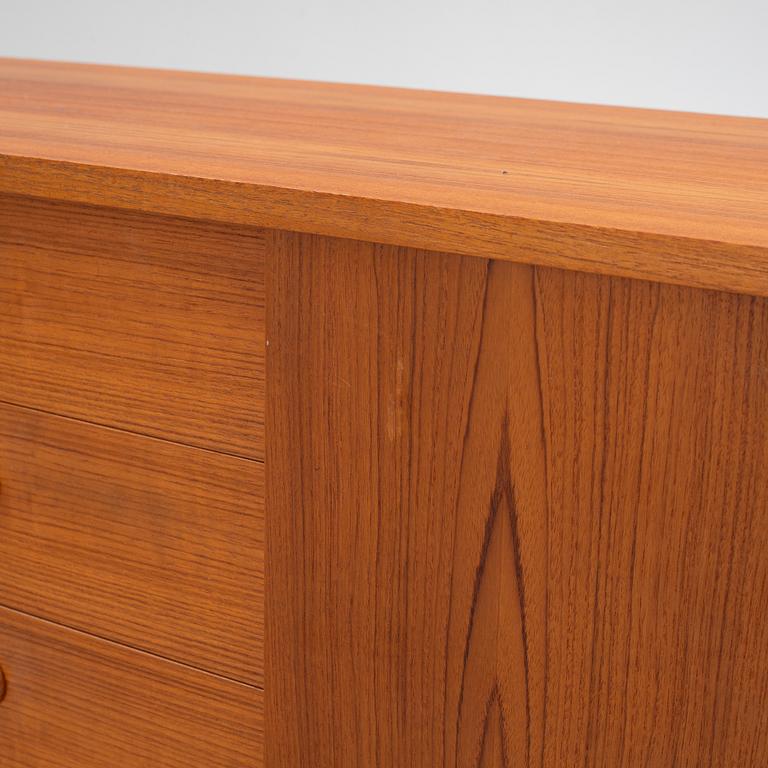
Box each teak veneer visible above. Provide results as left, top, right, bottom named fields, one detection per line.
left=1, top=58, right=767, bottom=767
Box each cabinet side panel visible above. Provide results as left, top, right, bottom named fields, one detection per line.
left=266, top=232, right=768, bottom=767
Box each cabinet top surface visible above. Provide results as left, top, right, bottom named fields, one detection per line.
left=1, top=58, right=767, bottom=292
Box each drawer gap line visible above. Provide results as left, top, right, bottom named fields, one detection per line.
left=0, top=601, right=264, bottom=691
left=0, top=398, right=265, bottom=465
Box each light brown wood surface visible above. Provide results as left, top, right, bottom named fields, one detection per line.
left=0, top=193, right=265, bottom=458
left=2, top=59, right=768, bottom=296
left=267, top=232, right=768, bottom=767
left=3, top=57, right=767, bottom=766
left=0, top=401, right=264, bottom=685
left=0, top=605, right=263, bottom=767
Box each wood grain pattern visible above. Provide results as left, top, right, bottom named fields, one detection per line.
left=534, top=268, right=768, bottom=767
left=2, top=59, right=768, bottom=296
left=0, top=402, right=264, bottom=685
left=0, top=605, right=263, bottom=767
left=0, top=193, right=265, bottom=458
left=267, top=231, right=768, bottom=767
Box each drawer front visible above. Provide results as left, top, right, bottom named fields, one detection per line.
left=0, top=402, right=263, bottom=685
left=0, top=606, right=263, bottom=767
left=0, top=194, right=265, bottom=459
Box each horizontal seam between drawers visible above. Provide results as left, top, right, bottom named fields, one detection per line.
left=0, top=601, right=264, bottom=691
left=0, top=398, right=264, bottom=464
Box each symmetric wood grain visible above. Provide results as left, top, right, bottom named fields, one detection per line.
left=2, top=59, right=768, bottom=296
left=0, top=402, right=264, bottom=685
left=267, top=232, right=768, bottom=767
left=0, top=193, right=265, bottom=458
left=0, top=605, right=263, bottom=767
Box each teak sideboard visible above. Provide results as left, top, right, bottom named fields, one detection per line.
left=0, top=58, right=767, bottom=767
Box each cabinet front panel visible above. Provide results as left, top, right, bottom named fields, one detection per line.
left=0, top=402, right=264, bottom=685
left=0, top=606, right=263, bottom=767
left=267, top=232, right=768, bottom=767
left=0, top=194, right=265, bottom=458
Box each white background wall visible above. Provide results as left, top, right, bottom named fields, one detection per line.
left=2, top=0, right=766, bottom=117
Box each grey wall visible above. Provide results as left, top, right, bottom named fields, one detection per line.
left=2, top=0, right=766, bottom=117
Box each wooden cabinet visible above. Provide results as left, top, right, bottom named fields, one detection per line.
left=0, top=58, right=767, bottom=766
